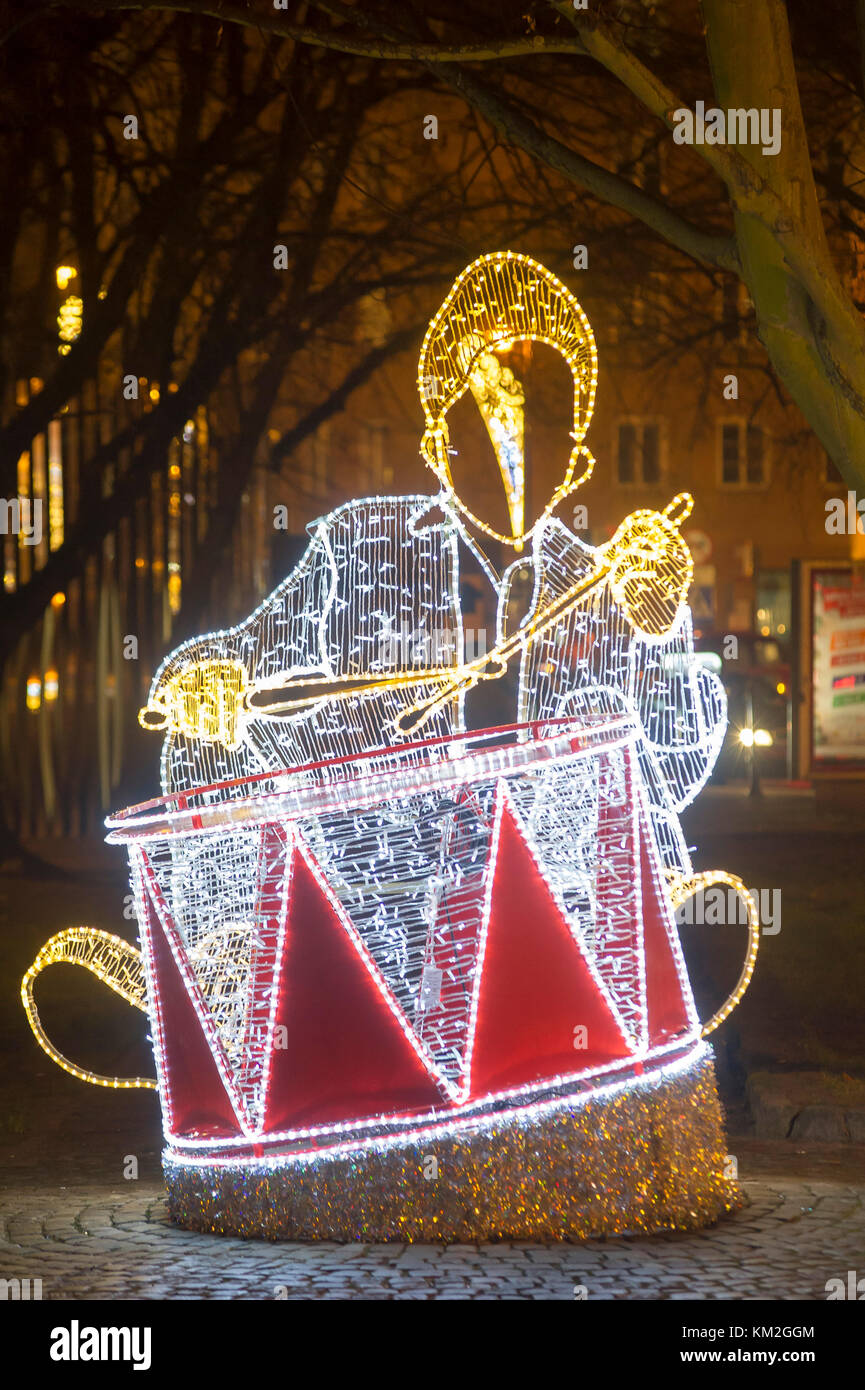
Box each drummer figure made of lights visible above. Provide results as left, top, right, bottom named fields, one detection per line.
left=139, top=251, right=726, bottom=882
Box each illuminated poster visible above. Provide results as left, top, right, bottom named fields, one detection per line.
left=812, top=569, right=865, bottom=763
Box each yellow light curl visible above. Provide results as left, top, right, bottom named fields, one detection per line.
left=139, top=658, right=249, bottom=749
left=667, top=870, right=760, bottom=1036
left=21, top=927, right=156, bottom=1089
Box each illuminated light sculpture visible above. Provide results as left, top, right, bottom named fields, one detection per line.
left=464, top=342, right=526, bottom=541
left=137, top=657, right=251, bottom=750
left=417, top=251, right=598, bottom=551
left=24, top=253, right=758, bottom=1241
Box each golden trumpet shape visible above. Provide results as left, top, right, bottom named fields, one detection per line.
left=139, top=658, right=249, bottom=749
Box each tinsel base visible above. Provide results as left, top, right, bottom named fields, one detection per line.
left=163, top=1049, right=739, bottom=1242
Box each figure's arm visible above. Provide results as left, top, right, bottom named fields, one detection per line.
left=627, top=608, right=727, bottom=811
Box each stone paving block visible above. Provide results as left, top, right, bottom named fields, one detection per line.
left=0, top=1177, right=860, bottom=1298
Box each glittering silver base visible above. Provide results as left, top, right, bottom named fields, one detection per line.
left=163, top=1050, right=738, bottom=1242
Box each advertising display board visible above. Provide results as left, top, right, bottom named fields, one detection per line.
left=811, top=567, right=865, bottom=767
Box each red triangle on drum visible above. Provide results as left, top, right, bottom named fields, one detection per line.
left=137, top=853, right=245, bottom=1139
left=261, top=840, right=446, bottom=1133
left=466, top=786, right=632, bottom=1099
left=639, top=803, right=697, bottom=1045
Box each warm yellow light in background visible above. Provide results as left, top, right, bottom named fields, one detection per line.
left=55, top=265, right=77, bottom=290
left=48, top=419, right=64, bottom=550
left=26, top=676, right=42, bottom=711
left=57, top=295, right=83, bottom=353
left=739, top=727, right=773, bottom=748
left=44, top=669, right=59, bottom=702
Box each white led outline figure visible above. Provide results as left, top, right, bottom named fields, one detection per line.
left=23, top=255, right=755, bottom=1236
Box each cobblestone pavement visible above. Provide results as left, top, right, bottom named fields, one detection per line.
left=0, top=1178, right=862, bottom=1299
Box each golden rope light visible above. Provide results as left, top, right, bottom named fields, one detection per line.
left=21, top=927, right=157, bottom=1089
left=667, top=870, right=761, bottom=1036
left=139, top=658, right=250, bottom=749
left=417, top=250, right=599, bottom=548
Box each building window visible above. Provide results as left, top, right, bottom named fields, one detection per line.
left=718, top=421, right=767, bottom=487
left=615, top=419, right=661, bottom=485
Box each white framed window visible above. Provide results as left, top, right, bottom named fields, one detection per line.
left=717, top=420, right=769, bottom=488
left=615, top=418, right=663, bottom=485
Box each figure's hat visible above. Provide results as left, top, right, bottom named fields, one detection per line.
left=418, top=251, right=598, bottom=547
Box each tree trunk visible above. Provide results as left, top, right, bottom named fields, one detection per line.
left=702, top=0, right=865, bottom=489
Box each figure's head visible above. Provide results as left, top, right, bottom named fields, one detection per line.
left=418, top=251, right=598, bottom=548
